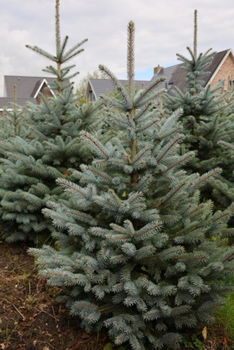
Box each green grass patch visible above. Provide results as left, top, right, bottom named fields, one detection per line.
left=216, top=293, right=234, bottom=341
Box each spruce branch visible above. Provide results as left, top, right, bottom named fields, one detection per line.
left=63, top=38, right=88, bottom=60
left=56, top=178, right=87, bottom=198
left=100, top=94, right=127, bottom=110
left=61, top=64, right=76, bottom=73
left=59, top=35, right=69, bottom=59
left=177, top=47, right=213, bottom=69
left=132, top=147, right=152, bottom=165
left=99, top=65, right=131, bottom=108
left=81, top=131, right=109, bottom=159
left=94, top=157, right=126, bottom=168
left=63, top=49, right=85, bottom=63
left=42, top=66, right=59, bottom=76
left=158, top=182, right=187, bottom=207
left=212, top=203, right=234, bottom=224
left=98, top=305, right=115, bottom=313
left=134, top=77, right=165, bottom=106
left=221, top=229, right=234, bottom=237
left=218, top=140, right=234, bottom=151
left=157, top=135, right=183, bottom=163
left=135, top=102, right=152, bottom=120
left=192, top=168, right=222, bottom=189
left=25, top=45, right=57, bottom=62
left=136, top=119, right=159, bottom=133
left=135, top=221, right=162, bottom=241
left=82, top=165, right=113, bottom=183
left=65, top=71, right=80, bottom=80
left=157, top=127, right=182, bottom=141
left=135, top=89, right=166, bottom=108
left=68, top=209, right=96, bottom=224
left=108, top=189, right=122, bottom=206
left=162, top=152, right=194, bottom=174
left=223, top=250, right=234, bottom=263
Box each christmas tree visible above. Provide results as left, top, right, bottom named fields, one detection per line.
left=166, top=10, right=234, bottom=229
left=30, top=22, right=234, bottom=349
left=0, top=0, right=101, bottom=243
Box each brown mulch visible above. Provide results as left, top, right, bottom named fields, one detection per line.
left=0, top=239, right=233, bottom=350
left=0, top=241, right=108, bottom=350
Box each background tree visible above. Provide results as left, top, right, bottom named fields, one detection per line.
left=0, top=0, right=102, bottom=243
left=0, top=85, right=32, bottom=142
left=30, top=21, right=234, bottom=350
left=76, top=70, right=106, bottom=104
left=166, top=10, right=234, bottom=238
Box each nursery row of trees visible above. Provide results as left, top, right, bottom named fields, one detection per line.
left=0, top=1, right=233, bottom=349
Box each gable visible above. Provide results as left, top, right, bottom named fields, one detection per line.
left=4, top=76, right=55, bottom=99
left=204, top=49, right=229, bottom=86
left=33, top=79, right=55, bottom=98
left=206, top=50, right=234, bottom=89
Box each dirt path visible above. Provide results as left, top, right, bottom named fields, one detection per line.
left=0, top=241, right=107, bottom=350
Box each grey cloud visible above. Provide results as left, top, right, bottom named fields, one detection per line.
left=1, top=0, right=234, bottom=93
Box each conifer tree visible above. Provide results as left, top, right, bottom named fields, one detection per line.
left=0, top=0, right=101, bottom=243
left=0, top=85, right=31, bottom=142
left=166, top=10, right=234, bottom=228
left=30, top=22, right=234, bottom=349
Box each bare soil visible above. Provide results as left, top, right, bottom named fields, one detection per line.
left=0, top=241, right=107, bottom=350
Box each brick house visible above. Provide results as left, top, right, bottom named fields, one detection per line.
left=87, top=49, right=234, bottom=101
left=0, top=75, right=56, bottom=112
left=152, top=49, right=234, bottom=92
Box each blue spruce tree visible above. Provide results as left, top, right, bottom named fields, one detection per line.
left=0, top=0, right=101, bottom=243
left=166, top=11, right=234, bottom=238
left=30, top=22, right=234, bottom=349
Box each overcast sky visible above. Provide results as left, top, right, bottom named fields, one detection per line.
left=1, top=0, right=234, bottom=94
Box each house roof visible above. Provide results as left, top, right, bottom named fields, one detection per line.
left=205, top=49, right=232, bottom=85
left=152, top=64, right=179, bottom=84
left=4, top=75, right=55, bottom=99
left=153, top=49, right=231, bottom=91
left=88, top=78, right=150, bottom=99
left=0, top=97, right=35, bottom=110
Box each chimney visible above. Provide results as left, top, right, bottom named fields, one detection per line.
left=154, top=65, right=163, bottom=74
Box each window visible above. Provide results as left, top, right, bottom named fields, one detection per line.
left=229, top=80, right=234, bottom=88
left=88, top=90, right=95, bottom=101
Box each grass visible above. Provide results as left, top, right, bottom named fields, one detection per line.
left=216, top=293, right=234, bottom=342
